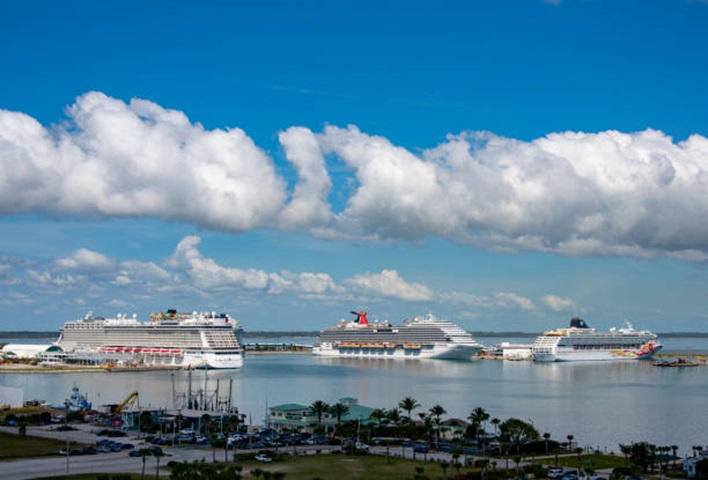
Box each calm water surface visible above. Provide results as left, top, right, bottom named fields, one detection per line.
left=1, top=336, right=706, bottom=455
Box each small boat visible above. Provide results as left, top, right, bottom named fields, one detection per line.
left=67, top=385, right=92, bottom=411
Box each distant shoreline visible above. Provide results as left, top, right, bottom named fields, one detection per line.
left=2, top=330, right=708, bottom=339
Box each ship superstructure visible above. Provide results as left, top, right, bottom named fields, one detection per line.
left=312, top=311, right=481, bottom=360
left=531, top=317, right=661, bottom=362
left=56, top=309, right=244, bottom=369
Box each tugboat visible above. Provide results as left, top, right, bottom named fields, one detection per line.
left=66, top=385, right=92, bottom=411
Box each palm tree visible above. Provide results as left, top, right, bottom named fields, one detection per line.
left=309, top=400, right=330, bottom=430
left=386, top=407, right=401, bottom=426
left=543, top=432, right=551, bottom=454
left=370, top=408, right=387, bottom=430
left=329, top=402, right=350, bottom=436
left=251, top=468, right=264, bottom=480
left=671, top=445, right=678, bottom=457
left=619, top=443, right=632, bottom=462
left=429, top=404, right=447, bottom=443
left=567, top=434, right=574, bottom=450
left=138, top=448, right=150, bottom=480
left=440, top=461, right=450, bottom=480
left=429, top=404, right=447, bottom=425
left=468, top=407, right=490, bottom=447
left=491, top=417, right=501, bottom=438
left=399, top=396, right=420, bottom=422
left=153, top=448, right=164, bottom=480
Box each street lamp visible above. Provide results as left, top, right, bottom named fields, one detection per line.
left=64, top=399, right=70, bottom=478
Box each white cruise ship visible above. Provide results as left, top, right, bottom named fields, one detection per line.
left=312, top=311, right=482, bottom=360
left=531, top=317, right=661, bottom=362
left=55, top=309, right=244, bottom=369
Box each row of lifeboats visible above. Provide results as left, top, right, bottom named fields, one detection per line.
left=335, top=342, right=422, bottom=350
left=98, top=346, right=183, bottom=355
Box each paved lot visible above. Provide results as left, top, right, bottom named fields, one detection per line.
left=0, top=425, right=612, bottom=479
left=0, top=425, right=343, bottom=479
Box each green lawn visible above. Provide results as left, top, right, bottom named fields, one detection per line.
left=212, top=454, right=463, bottom=480
left=0, top=431, right=68, bottom=460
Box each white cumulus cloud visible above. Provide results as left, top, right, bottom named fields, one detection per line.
left=541, top=294, right=577, bottom=311
left=0, top=92, right=287, bottom=231
left=56, top=248, right=113, bottom=271
left=3, top=92, right=708, bottom=261
left=344, top=269, right=434, bottom=302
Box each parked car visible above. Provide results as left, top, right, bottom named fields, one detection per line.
left=148, top=446, right=164, bottom=456
left=413, top=443, right=429, bottom=454
left=255, top=454, right=273, bottom=463
left=355, top=442, right=369, bottom=451
left=548, top=467, right=565, bottom=478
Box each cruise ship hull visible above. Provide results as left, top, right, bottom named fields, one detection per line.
left=533, top=344, right=662, bottom=362
left=531, top=317, right=661, bottom=363
left=313, top=342, right=480, bottom=360
left=312, top=312, right=481, bottom=361
left=56, top=311, right=244, bottom=370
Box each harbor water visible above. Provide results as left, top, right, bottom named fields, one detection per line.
left=1, top=335, right=707, bottom=456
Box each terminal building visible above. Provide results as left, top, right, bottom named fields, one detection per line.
left=266, top=397, right=375, bottom=433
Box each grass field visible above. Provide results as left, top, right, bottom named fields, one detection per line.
left=237, top=454, right=446, bottom=480
left=0, top=431, right=68, bottom=460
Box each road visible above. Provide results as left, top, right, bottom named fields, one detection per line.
left=1, top=425, right=610, bottom=479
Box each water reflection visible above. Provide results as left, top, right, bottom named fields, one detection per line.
left=1, top=353, right=706, bottom=454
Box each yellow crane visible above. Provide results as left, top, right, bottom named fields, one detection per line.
left=115, top=391, right=139, bottom=414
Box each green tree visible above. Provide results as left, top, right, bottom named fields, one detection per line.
left=491, top=417, right=500, bottom=438
left=137, top=448, right=150, bottom=480
left=399, top=396, right=420, bottom=422
left=429, top=404, right=447, bottom=443
left=629, top=441, right=656, bottom=474
left=499, top=418, right=539, bottom=456
left=386, top=407, right=401, bottom=426
left=440, top=461, right=450, bottom=480
left=543, top=432, right=551, bottom=454
left=308, top=400, right=330, bottom=430
left=369, top=408, right=387, bottom=429
left=696, top=458, right=708, bottom=480
left=153, top=447, right=164, bottom=480
left=468, top=406, right=490, bottom=447
left=329, top=402, right=350, bottom=435
left=139, top=411, right=154, bottom=433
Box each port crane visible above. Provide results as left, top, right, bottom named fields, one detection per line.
left=115, top=391, right=139, bottom=413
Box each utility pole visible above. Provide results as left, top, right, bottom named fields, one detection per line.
left=64, top=399, right=70, bottom=479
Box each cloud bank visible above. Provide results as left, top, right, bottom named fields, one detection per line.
left=2, top=236, right=542, bottom=317
left=2, top=92, right=708, bottom=260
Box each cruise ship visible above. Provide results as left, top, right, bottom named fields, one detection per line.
left=55, top=309, right=244, bottom=369
left=312, top=311, right=482, bottom=360
left=531, top=317, right=661, bottom=362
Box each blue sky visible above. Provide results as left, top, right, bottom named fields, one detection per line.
left=2, top=0, right=708, bottom=333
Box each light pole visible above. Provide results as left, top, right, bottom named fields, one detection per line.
left=64, top=399, right=70, bottom=478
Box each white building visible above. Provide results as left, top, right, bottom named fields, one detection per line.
left=684, top=451, right=708, bottom=478
left=1, top=344, right=64, bottom=360
left=498, top=342, right=533, bottom=360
